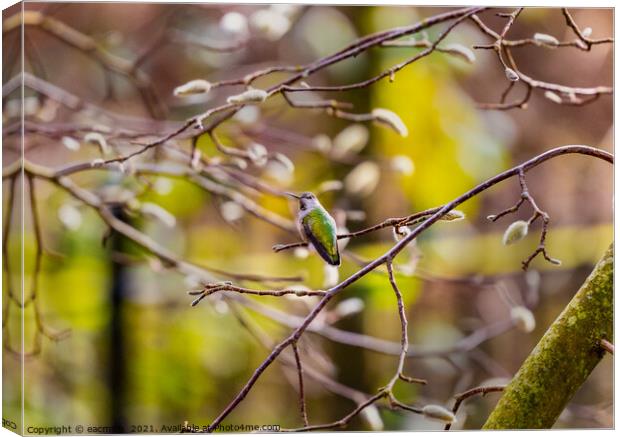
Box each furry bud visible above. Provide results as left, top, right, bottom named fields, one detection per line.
left=227, top=88, right=268, bottom=104
left=422, top=405, right=456, bottom=424
left=502, top=220, right=529, bottom=245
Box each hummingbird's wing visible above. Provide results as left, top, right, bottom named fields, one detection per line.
left=302, top=209, right=340, bottom=266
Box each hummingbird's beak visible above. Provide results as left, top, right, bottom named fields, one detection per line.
left=285, top=192, right=301, bottom=199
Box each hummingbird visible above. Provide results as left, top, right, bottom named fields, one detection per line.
left=286, top=192, right=341, bottom=266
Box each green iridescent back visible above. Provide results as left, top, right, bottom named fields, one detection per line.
left=301, top=207, right=340, bottom=265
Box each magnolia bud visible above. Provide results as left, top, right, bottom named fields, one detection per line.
left=219, top=12, right=249, bottom=37
left=391, top=155, right=415, bottom=176
left=154, top=178, right=173, bottom=196
left=371, top=108, right=408, bottom=137
left=58, top=203, right=82, bottom=230
left=61, top=136, right=81, bottom=151
left=332, top=124, right=369, bottom=158
left=533, top=32, right=559, bottom=46
left=84, top=132, right=110, bottom=155
left=140, top=202, right=176, bottom=228
left=344, top=161, right=380, bottom=197
left=441, top=210, right=465, bottom=222
left=443, top=43, right=476, bottom=63
left=293, top=247, right=309, bottom=259
left=510, top=306, right=536, bottom=333
left=220, top=201, right=245, bottom=223
left=422, top=405, right=456, bottom=424
left=360, top=405, right=384, bottom=431
left=544, top=91, right=563, bottom=104
left=346, top=210, right=367, bottom=221
left=272, top=153, right=295, bottom=174
left=317, top=180, right=343, bottom=193
left=333, top=298, right=365, bottom=318
left=173, top=79, right=212, bottom=96
left=323, top=264, right=339, bottom=288
left=505, top=68, right=519, bottom=82
left=250, top=8, right=291, bottom=41
left=582, top=27, right=593, bottom=37
left=502, top=220, right=529, bottom=245
left=231, top=158, right=248, bottom=170
left=312, top=134, right=332, bottom=153
left=227, top=88, right=268, bottom=104
left=247, top=143, right=268, bottom=166
left=233, top=106, right=260, bottom=125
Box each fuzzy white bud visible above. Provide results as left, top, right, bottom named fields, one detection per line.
left=372, top=108, right=408, bottom=137
left=230, top=157, right=247, bottom=170
left=84, top=132, right=110, bottom=155
left=502, top=220, right=529, bottom=245
left=272, top=152, right=295, bottom=174
left=140, top=202, right=177, bottom=228
left=58, top=203, right=82, bottom=231
left=312, top=134, right=332, bottom=153
left=220, top=201, right=245, bottom=223
left=61, top=136, right=81, bottom=151
left=422, top=405, right=456, bottom=424
left=510, top=306, right=536, bottom=333
left=443, top=43, right=476, bottom=63
left=317, top=180, right=343, bottom=193
left=247, top=142, right=268, bottom=167
left=544, top=91, right=563, bottom=104
left=333, top=298, right=365, bottom=318
left=219, top=12, right=249, bottom=37
left=360, top=405, right=384, bottom=431
left=391, top=155, right=415, bottom=176
left=323, top=264, right=340, bottom=288
left=294, top=247, right=309, bottom=259
left=344, top=161, right=380, bottom=197
left=582, top=27, right=593, bottom=37
left=153, top=178, right=173, bottom=196
left=505, top=68, right=520, bottom=82
left=173, top=79, right=212, bottom=96
left=227, top=88, right=268, bottom=105
left=441, top=210, right=466, bottom=222
left=533, top=32, right=560, bottom=46
left=332, top=124, right=369, bottom=158
left=233, top=105, right=260, bottom=125
left=270, top=4, right=301, bottom=19
left=250, top=8, right=291, bottom=40
left=346, top=210, right=367, bottom=221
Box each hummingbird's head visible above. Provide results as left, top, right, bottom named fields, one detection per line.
left=286, top=191, right=319, bottom=211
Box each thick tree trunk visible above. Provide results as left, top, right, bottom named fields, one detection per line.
left=483, top=244, right=613, bottom=429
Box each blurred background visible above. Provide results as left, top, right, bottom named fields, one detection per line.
left=2, top=3, right=613, bottom=432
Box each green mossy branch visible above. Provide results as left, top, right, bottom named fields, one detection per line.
left=484, top=244, right=613, bottom=429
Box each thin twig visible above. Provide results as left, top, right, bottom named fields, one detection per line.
left=444, top=385, right=506, bottom=430
left=292, top=342, right=310, bottom=427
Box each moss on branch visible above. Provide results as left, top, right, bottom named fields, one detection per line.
left=483, top=244, right=613, bottom=429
